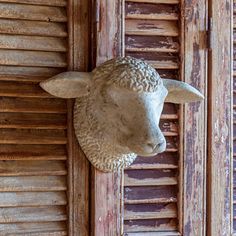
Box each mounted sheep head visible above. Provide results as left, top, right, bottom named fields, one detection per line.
left=40, top=57, right=203, bottom=172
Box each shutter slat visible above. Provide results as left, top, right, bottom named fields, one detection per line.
left=0, top=192, right=67, bottom=207
left=124, top=232, right=181, bottom=236
left=0, top=19, right=67, bottom=37
left=126, top=0, right=179, bottom=3
left=0, top=206, right=67, bottom=223
left=0, top=0, right=67, bottom=7
left=124, top=219, right=177, bottom=232
left=0, top=222, right=67, bottom=235
left=0, top=160, right=67, bottom=176
left=125, top=2, right=178, bottom=20
left=127, top=153, right=178, bottom=170
left=124, top=203, right=177, bottom=220
left=125, top=35, right=179, bottom=53
left=0, top=144, right=67, bottom=161
left=0, top=113, right=66, bottom=129
left=0, top=35, right=67, bottom=52
left=0, top=50, right=67, bottom=68
left=0, top=3, right=67, bottom=22
left=0, top=129, right=67, bottom=144
left=124, top=169, right=177, bottom=186
left=0, top=176, right=67, bottom=192
left=124, top=186, right=177, bottom=204
left=0, top=66, right=64, bottom=77
left=126, top=19, right=178, bottom=36
left=0, top=97, right=67, bottom=114
left=0, top=81, right=52, bottom=98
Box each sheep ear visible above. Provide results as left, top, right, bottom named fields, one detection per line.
left=40, top=72, right=92, bottom=98
left=163, top=79, right=204, bottom=104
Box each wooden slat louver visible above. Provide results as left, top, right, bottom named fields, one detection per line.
left=123, top=0, right=180, bottom=234
left=0, top=1, right=68, bottom=235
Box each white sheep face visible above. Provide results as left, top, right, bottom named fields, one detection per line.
left=40, top=57, right=204, bottom=172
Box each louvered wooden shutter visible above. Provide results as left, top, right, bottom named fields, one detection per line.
left=123, top=1, right=180, bottom=233
left=0, top=1, right=82, bottom=235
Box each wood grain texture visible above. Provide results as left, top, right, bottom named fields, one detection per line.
left=0, top=129, right=67, bottom=144
left=0, top=113, right=66, bottom=129
left=0, top=206, right=67, bottom=223
left=0, top=144, right=67, bottom=160
left=124, top=1, right=180, bottom=234
left=126, top=19, right=179, bottom=37
left=0, top=19, right=67, bottom=37
left=181, top=0, right=208, bottom=235
left=0, top=1, right=69, bottom=235
left=0, top=176, right=67, bottom=192
left=0, top=35, right=67, bottom=52
left=0, top=192, right=67, bottom=207
left=0, top=97, right=66, bottom=113
left=0, top=222, right=67, bottom=235
left=0, top=50, right=67, bottom=68
left=0, top=0, right=67, bottom=6
left=0, top=160, right=66, bottom=176
left=208, top=0, right=232, bottom=235
left=0, top=3, right=67, bottom=22
left=66, top=0, right=90, bottom=235
left=91, top=1, right=122, bottom=235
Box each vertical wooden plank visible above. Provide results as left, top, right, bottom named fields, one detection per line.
left=67, top=0, right=90, bottom=235
left=208, top=0, right=233, bottom=235
left=181, top=0, right=208, bottom=235
left=91, top=1, right=123, bottom=236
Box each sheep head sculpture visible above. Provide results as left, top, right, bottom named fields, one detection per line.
left=40, top=57, right=203, bottom=172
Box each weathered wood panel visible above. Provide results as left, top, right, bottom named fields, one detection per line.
left=0, top=1, right=69, bottom=234
left=123, top=1, right=181, bottom=234
left=0, top=192, right=67, bottom=207
left=208, top=0, right=232, bottom=235
left=66, top=0, right=90, bottom=235
left=0, top=176, right=67, bottom=192
left=0, top=35, right=67, bottom=52
left=90, top=1, right=122, bottom=236
left=0, top=222, right=67, bottom=235
left=181, top=0, right=208, bottom=235
left=0, top=3, right=67, bottom=22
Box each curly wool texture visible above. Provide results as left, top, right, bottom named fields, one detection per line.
left=74, top=56, right=163, bottom=172
left=74, top=96, right=137, bottom=172
left=92, top=56, right=162, bottom=93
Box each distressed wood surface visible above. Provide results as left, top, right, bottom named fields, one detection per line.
left=181, top=0, right=208, bottom=235
left=0, top=0, right=67, bottom=6
left=126, top=19, right=179, bottom=37
left=0, top=144, right=67, bottom=160
left=123, top=1, right=181, bottom=233
left=0, top=192, right=67, bottom=207
left=0, top=97, right=66, bottom=113
left=0, top=113, right=66, bottom=129
left=208, top=0, right=232, bottom=235
left=91, top=1, right=122, bottom=236
left=0, top=222, right=67, bottom=235
left=0, top=176, right=67, bottom=192
left=0, top=3, right=67, bottom=22
left=66, top=0, right=90, bottom=235
left=0, top=35, right=67, bottom=52
left=0, top=1, right=69, bottom=234
left=0, top=206, right=67, bottom=223
left=0, top=160, right=66, bottom=176
left=0, top=19, right=67, bottom=37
